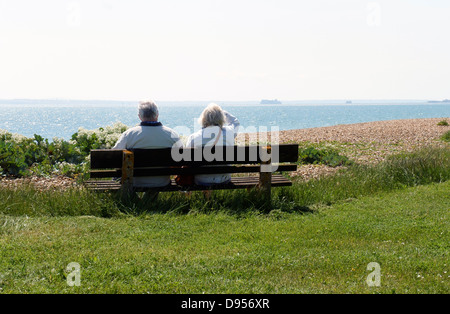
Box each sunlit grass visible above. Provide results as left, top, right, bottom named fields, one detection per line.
left=0, top=146, right=449, bottom=293
left=0, top=181, right=448, bottom=293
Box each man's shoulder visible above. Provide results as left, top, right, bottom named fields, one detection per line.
left=122, top=125, right=142, bottom=135
left=161, top=125, right=180, bottom=137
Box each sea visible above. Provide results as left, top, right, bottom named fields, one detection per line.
left=0, top=100, right=449, bottom=140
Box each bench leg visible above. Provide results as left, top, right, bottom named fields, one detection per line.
left=203, top=190, right=212, bottom=200
left=259, top=166, right=272, bottom=206
left=142, top=191, right=159, bottom=203
left=119, top=186, right=137, bottom=203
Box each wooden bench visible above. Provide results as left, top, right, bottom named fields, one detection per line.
left=85, top=144, right=299, bottom=199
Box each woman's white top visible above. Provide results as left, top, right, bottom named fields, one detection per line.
left=185, top=111, right=240, bottom=185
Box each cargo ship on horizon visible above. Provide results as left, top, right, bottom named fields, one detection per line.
left=260, top=99, right=282, bottom=105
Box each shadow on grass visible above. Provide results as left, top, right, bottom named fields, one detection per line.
left=109, top=187, right=315, bottom=217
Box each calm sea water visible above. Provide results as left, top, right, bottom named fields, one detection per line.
left=0, top=101, right=449, bottom=140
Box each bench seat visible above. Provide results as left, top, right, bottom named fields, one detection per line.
left=85, top=174, right=292, bottom=192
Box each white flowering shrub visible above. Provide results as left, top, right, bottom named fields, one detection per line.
left=1, top=129, right=28, bottom=143
left=0, top=123, right=129, bottom=178
left=71, top=122, right=129, bottom=154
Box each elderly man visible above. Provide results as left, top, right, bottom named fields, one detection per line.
left=113, top=100, right=181, bottom=188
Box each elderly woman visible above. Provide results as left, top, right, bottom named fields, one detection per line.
left=185, top=103, right=240, bottom=185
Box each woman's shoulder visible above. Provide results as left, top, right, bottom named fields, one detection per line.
left=222, top=125, right=238, bottom=135
left=185, top=129, right=202, bottom=144
left=189, top=129, right=203, bottom=137
left=223, top=125, right=234, bottom=131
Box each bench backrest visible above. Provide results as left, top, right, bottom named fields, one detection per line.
left=89, top=144, right=298, bottom=178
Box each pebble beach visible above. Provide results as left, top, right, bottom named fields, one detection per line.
left=277, top=117, right=449, bottom=145
left=1, top=117, right=449, bottom=190
left=281, top=117, right=449, bottom=179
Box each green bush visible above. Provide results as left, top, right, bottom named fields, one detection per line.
left=0, top=122, right=129, bottom=178
left=298, top=145, right=352, bottom=167
left=437, top=120, right=449, bottom=126
left=0, top=134, right=83, bottom=177
left=0, top=132, right=42, bottom=176
left=441, top=130, right=450, bottom=142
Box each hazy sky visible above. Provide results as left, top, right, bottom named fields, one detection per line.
left=1, top=0, right=449, bottom=101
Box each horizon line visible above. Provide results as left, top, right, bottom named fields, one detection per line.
left=0, top=98, right=446, bottom=103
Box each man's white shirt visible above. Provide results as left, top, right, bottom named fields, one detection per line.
left=113, top=124, right=181, bottom=187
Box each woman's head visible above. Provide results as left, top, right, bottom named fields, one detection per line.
left=138, top=100, right=159, bottom=121
left=198, top=103, right=225, bottom=128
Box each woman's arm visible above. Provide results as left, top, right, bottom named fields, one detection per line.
left=223, top=110, right=240, bottom=132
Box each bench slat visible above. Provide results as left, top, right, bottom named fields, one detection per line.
left=90, top=150, right=123, bottom=169
left=89, top=164, right=298, bottom=178
left=85, top=175, right=292, bottom=192
left=90, top=144, right=299, bottom=169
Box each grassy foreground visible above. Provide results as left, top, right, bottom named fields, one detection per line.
left=1, top=181, right=448, bottom=294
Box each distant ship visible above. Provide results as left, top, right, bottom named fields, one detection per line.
left=428, top=99, right=450, bottom=103
left=260, top=99, right=282, bottom=105
left=346, top=100, right=352, bottom=104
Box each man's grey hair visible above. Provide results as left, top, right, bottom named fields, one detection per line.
left=198, top=103, right=225, bottom=128
left=138, top=100, right=159, bottom=121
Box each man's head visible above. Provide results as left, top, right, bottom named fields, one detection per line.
left=138, top=101, right=159, bottom=122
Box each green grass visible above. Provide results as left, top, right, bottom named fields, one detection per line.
left=0, top=182, right=448, bottom=293
left=441, top=130, right=450, bottom=142
left=281, top=145, right=450, bottom=208
left=297, top=144, right=353, bottom=167
left=0, top=146, right=449, bottom=293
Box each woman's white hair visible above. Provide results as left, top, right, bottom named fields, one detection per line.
left=138, top=100, right=159, bottom=121
left=198, top=103, right=226, bottom=128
